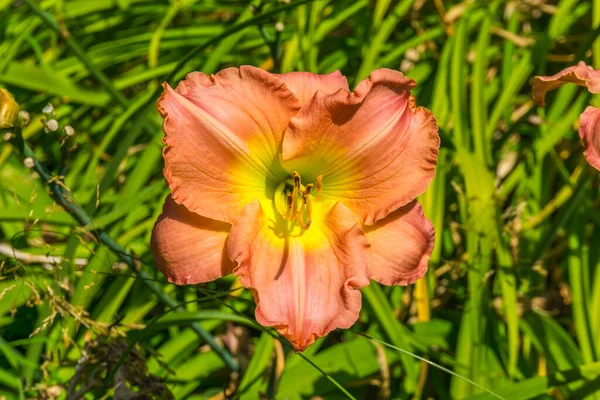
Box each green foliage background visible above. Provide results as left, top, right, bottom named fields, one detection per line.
left=1, top=0, right=600, bottom=398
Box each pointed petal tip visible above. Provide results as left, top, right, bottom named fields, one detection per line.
left=280, top=328, right=318, bottom=353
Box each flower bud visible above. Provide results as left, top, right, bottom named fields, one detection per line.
left=46, top=119, right=59, bottom=132
left=23, top=157, right=35, bottom=168
left=275, top=22, right=284, bottom=32
left=64, top=125, right=75, bottom=136
left=42, top=103, right=54, bottom=115
left=18, top=110, right=30, bottom=127
left=0, top=88, right=20, bottom=129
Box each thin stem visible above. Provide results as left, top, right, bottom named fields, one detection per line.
left=11, top=127, right=239, bottom=372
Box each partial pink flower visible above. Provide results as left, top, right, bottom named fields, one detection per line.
left=580, top=106, right=600, bottom=170
left=532, top=62, right=600, bottom=170
left=152, top=66, right=439, bottom=351
left=532, top=62, right=600, bottom=106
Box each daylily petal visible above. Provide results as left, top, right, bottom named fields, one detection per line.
left=281, top=68, right=439, bottom=225
left=276, top=70, right=349, bottom=105
left=580, top=106, right=600, bottom=171
left=532, top=62, right=600, bottom=106
left=158, top=66, right=301, bottom=223
left=364, top=201, right=434, bottom=286
left=151, top=196, right=234, bottom=285
left=227, top=199, right=371, bottom=351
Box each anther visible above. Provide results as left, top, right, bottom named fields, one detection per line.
left=293, top=171, right=301, bottom=188
left=315, top=175, right=323, bottom=200
left=285, top=192, right=293, bottom=219
left=305, top=183, right=313, bottom=195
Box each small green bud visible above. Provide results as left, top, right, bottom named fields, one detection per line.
left=0, top=88, right=20, bottom=129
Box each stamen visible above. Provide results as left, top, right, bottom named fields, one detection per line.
left=305, top=183, right=313, bottom=196
left=285, top=192, right=293, bottom=220
left=291, top=171, right=301, bottom=217
left=275, top=172, right=316, bottom=230
left=316, top=175, right=323, bottom=200
left=305, top=184, right=313, bottom=223
left=297, top=197, right=306, bottom=221
left=293, top=171, right=301, bottom=187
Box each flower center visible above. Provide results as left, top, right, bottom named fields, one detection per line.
left=274, top=171, right=322, bottom=230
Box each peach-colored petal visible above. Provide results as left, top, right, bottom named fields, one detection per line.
left=281, top=68, right=439, bottom=226
left=158, top=66, right=301, bottom=223
left=151, top=196, right=234, bottom=285
left=580, top=106, right=600, bottom=171
left=227, top=199, right=371, bottom=351
left=275, top=70, right=349, bottom=105
left=364, top=201, right=434, bottom=286
left=532, top=61, right=600, bottom=106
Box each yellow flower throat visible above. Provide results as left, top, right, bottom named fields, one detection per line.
left=274, top=171, right=322, bottom=231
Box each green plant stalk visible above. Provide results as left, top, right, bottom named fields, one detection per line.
left=530, top=171, right=591, bottom=266
left=594, top=0, right=600, bottom=68
left=372, top=0, right=392, bottom=29
left=148, top=6, right=180, bottom=69
left=10, top=127, right=239, bottom=372
left=430, top=35, right=454, bottom=127
left=495, top=211, right=519, bottom=379
left=522, top=163, right=582, bottom=231
left=379, top=26, right=445, bottom=66
left=24, top=0, right=129, bottom=107
left=307, top=1, right=325, bottom=72
left=501, top=10, right=519, bottom=124
left=450, top=16, right=469, bottom=150
left=362, top=284, right=418, bottom=393
left=355, top=0, right=415, bottom=83
left=568, top=211, right=597, bottom=364
left=471, top=14, right=492, bottom=166
left=486, top=52, right=532, bottom=142
left=452, top=149, right=496, bottom=396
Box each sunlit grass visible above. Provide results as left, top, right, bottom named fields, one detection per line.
left=1, top=0, right=600, bottom=399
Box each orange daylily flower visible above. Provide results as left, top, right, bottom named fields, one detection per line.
left=532, top=61, right=600, bottom=170
left=151, top=66, right=440, bottom=351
